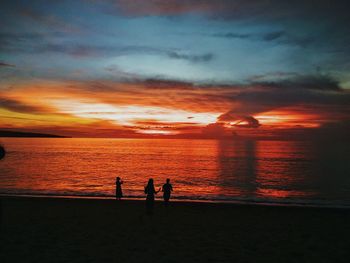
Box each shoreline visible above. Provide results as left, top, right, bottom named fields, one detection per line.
left=1, top=193, right=350, bottom=210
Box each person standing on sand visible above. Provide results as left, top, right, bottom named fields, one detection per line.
left=144, top=178, right=160, bottom=214
left=115, top=177, right=123, bottom=200
left=162, top=178, right=173, bottom=205
left=0, top=145, right=3, bottom=227
left=0, top=145, right=5, bottom=160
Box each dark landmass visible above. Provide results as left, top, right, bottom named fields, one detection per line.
left=1, top=197, right=349, bottom=263
left=0, top=130, right=67, bottom=138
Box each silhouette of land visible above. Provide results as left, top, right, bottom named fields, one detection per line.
left=1, top=197, right=349, bottom=263
left=0, top=130, right=67, bottom=138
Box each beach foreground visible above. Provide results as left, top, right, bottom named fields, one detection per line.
left=1, top=197, right=349, bottom=263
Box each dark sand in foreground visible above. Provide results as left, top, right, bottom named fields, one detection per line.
left=1, top=197, right=350, bottom=263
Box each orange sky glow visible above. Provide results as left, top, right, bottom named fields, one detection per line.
left=1, top=79, right=343, bottom=139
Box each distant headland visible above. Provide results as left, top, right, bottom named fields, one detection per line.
left=0, top=130, right=68, bottom=138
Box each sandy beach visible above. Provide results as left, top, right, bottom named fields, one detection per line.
left=1, top=197, right=350, bottom=263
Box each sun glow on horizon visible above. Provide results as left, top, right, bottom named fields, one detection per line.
left=255, top=110, right=322, bottom=128
left=48, top=99, right=221, bottom=128
left=137, top=129, right=177, bottom=135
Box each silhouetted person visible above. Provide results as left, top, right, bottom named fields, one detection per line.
left=162, top=178, right=173, bottom=205
left=144, top=178, right=160, bottom=215
left=0, top=145, right=5, bottom=160
left=0, top=145, right=4, bottom=227
left=115, top=177, right=123, bottom=200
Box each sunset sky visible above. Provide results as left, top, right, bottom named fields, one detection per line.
left=1, top=0, right=350, bottom=139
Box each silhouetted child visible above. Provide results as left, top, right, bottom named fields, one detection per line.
left=115, top=177, right=123, bottom=200
left=162, top=178, right=173, bottom=205
left=144, top=178, right=160, bottom=215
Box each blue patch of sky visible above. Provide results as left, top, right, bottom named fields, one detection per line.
left=1, top=0, right=349, bottom=88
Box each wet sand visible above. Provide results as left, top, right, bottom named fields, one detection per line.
left=1, top=196, right=350, bottom=263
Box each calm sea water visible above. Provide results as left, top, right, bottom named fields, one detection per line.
left=1, top=138, right=350, bottom=207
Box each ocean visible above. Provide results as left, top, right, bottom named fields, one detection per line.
left=1, top=138, right=349, bottom=207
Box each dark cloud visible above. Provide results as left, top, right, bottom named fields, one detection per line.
left=263, top=31, right=285, bottom=41
left=141, top=79, right=195, bottom=90
left=143, top=74, right=350, bottom=119
left=0, top=32, right=64, bottom=43
left=212, top=31, right=285, bottom=42
left=20, top=8, right=82, bottom=33
left=135, top=120, right=198, bottom=126
left=226, top=82, right=349, bottom=118
left=113, top=0, right=350, bottom=22
left=88, top=74, right=350, bottom=128
left=41, top=44, right=114, bottom=57
left=210, top=30, right=317, bottom=50
left=224, top=89, right=349, bottom=118
left=0, top=32, right=70, bottom=54
left=104, top=65, right=140, bottom=79
left=218, top=114, right=260, bottom=128
left=167, top=51, right=213, bottom=63
left=235, top=116, right=260, bottom=128
left=114, top=0, right=223, bottom=16
left=278, top=35, right=315, bottom=48
left=113, top=0, right=350, bottom=59
left=248, top=72, right=300, bottom=82
left=0, top=98, right=46, bottom=113
left=85, top=82, right=120, bottom=92
left=212, top=32, right=251, bottom=39
left=0, top=61, right=15, bottom=68
left=0, top=32, right=214, bottom=64
left=255, top=75, right=342, bottom=91
left=96, top=75, right=349, bottom=117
